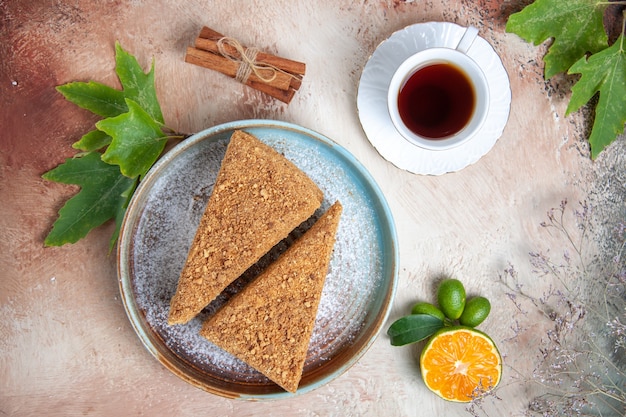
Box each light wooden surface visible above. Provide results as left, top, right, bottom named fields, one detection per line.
left=1, top=1, right=605, bottom=416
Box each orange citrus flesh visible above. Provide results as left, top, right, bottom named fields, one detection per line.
left=420, top=327, right=502, bottom=402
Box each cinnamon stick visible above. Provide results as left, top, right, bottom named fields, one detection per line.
left=185, top=26, right=305, bottom=104
left=248, top=80, right=296, bottom=104
left=195, top=38, right=302, bottom=90
left=196, top=27, right=304, bottom=90
left=196, top=27, right=306, bottom=76
left=185, top=46, right=293, bottom=91
left=185, top=47, right=297, bottom=103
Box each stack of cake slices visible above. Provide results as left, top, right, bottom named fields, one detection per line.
left=167, top=129, right=342, bottom=393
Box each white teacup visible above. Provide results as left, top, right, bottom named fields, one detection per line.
left=387, top=26, right=489, bottom=151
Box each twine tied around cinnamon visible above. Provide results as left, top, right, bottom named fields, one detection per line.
left=216, top=36, right=280, bottom=84
left=185, top=26, right=306, bottom=104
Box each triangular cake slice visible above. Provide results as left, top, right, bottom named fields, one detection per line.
left=168, top=130, right=324, bottom=325
left=200, top=201, right=342, bottom=393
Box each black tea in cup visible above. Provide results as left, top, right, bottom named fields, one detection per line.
left=397, top=63, right=476, bottom=139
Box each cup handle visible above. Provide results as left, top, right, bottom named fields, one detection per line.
left=455, top=26, right=479, bottom=54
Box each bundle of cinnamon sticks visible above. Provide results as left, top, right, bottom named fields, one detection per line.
left=185, top=27, right=305, bottom=104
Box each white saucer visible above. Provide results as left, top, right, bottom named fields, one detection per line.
left=357, top=22, right=511, bottom=175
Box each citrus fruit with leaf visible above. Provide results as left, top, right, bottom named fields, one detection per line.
left=459, top=296, right=491, bottom=327
left=420, top=326, right=502, bottom=402
left=411, top=302, right=446, bottom=321
left=437, top=279, right=466, bottom=320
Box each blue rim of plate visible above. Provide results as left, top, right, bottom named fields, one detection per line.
left=117, top=119, right=398, bottom=399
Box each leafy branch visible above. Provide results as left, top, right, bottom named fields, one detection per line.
left=43, top=42, right=185, bottom=249
left=506, top=1, right=626, bottom=158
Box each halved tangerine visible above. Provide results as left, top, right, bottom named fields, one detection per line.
left=420, top=326, right=502, bottom=402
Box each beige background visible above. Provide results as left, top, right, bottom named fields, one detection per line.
left=2, top=1, right=621, bottom=416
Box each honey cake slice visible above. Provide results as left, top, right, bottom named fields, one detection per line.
left=168, top=130, right=324, bottom=325
left=200, top=201, right=342, bottom=393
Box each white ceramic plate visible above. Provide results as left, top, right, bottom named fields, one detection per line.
left=357, top=22, right=511, bottom=175
left=117, top=120, right=398, bottom=399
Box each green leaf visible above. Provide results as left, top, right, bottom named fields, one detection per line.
left=56, top=43, right=163, bottom=122
left=567, top=36, right=626, bottom=159
left=43, top=152, right=136, bottom=247
left=387, top=314, right=445, bottom=346
left=72, top=129, right=112, bottom=152
left=44, top=42, right=175, bottom=248
left=98, top=98, right=167, bottom=178
left=506, top=0, right=608, bottom=79
left=109, top=176, right=138, bottom=252
left=56, top=81, right=127, bottom=118
left=115, top=42, right=164, bottom=124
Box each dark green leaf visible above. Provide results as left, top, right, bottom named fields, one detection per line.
left=109, top=176, right=138, bottom=251
left=567, top=36, right=626, bottom=158
left=387, top=314, right=444, bottom=346
left=72, top=129, right=112, bottom=152
left=43, top=152, right=136, bottom=247
left=98, top=99, right=167, bottom=179
left=506, top=0, right=608, bottom=78
left=56, top=81, right=127, bottom=118
left=115, top=42, right=164, bottom=123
